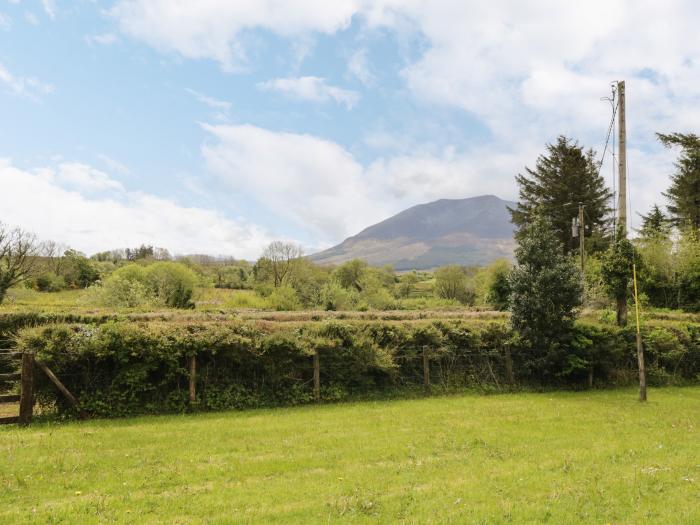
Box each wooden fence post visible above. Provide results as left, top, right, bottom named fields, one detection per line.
left=313, top=350, right=320, bottom=403
left=504, top=344, right=514, bottom=386
left=422, top=346, right=430, bottom=391
left=18, top=352, right=34, bottom=426
left=189, top=355, right=197, bottom=407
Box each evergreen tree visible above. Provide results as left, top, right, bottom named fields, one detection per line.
left=509, top=136, right=613, bottom=254
left=509, top=215, right=583, bottom=379
left=658, top=132, right=700, bottom=229
left=637, top=204, right=671, bottom=239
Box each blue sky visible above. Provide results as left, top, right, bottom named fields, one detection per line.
left=1, top=1, right=699, bottom=258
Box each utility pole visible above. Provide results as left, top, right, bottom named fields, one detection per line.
left=617, top=80, right=627, bottom=236
left=616, top=80, right=628, bottom=327
left=616, top=80, right=646, bottom=401
left=578, top=203, right=585, bottom=274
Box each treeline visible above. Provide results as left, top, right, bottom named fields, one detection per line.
left=0, top=222, right=512, bottom=310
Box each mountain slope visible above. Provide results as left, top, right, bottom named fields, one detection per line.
left=311, top=195, right=516, bottom=270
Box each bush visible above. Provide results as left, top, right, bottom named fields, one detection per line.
left=145, top=262, right=197, bottom=308
left=434, top=266, right=475, bottom=305
left=320, top=281, right=357, bottom=311
left=35, top=272, right=67, bottom=292
left=98, top=262, right=197, bottom=309
left=267, top=285, right=301, bottom=311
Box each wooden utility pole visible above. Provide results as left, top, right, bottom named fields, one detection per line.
left=616, top=80, right=628, bottom=327
left=633, top=264, right=647, bottom=401
left=617, top=80, right=627, bottom=236
left=578, top=203, right=585, bottom=274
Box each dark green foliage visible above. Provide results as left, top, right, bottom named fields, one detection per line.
left=486, top=266, right=511, bottom=311
left=638, top=204, right=671, bottom=239
left=509, top=136, right=613, bottom=254
left=658, top=132, right=700, bottom=229
left=35, top=272, right=67, bottom=292
left=509, top=216, right=583, bottom=379
left=15, top=318, right=700, bottom=418
left=601, top=235, right=638, bottom=314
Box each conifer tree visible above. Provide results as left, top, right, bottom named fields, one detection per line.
left=658, top=132, right=700, bottom=229
left=509, top=215, right=583, bottom=378
left=637, top=204, right=671, bottom=239
left=509, top=136, right=613, bottom=254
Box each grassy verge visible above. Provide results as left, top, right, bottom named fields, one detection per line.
left=1, top=388, right=698, bottom=524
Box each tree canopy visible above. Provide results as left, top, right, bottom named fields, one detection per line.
left=509, top=136, right=612, bottom=254
left=658, top=132, right=700, bottom=229
left=509, top=215, right=582, bottom=375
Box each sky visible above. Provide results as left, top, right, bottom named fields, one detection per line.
left=1, top=1, right=699, bottom=259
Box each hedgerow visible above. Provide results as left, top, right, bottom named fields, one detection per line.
left=13, top=318, right=700, bottom=418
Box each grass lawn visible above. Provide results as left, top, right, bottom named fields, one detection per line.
left=1, top=388, right=699, bottom=524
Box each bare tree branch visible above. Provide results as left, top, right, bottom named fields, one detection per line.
left=0, top=222, right=39, bottom=303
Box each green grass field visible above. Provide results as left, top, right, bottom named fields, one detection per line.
left=1, top=388, right=698, bottom=524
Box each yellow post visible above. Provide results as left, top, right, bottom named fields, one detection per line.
left=632, top=263, right=646, bottom=401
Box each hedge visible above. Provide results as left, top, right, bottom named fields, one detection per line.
left=14, top=319, right=700, bottom=418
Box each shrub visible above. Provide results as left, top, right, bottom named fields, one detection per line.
left=98, top=262, right=197, bottom=309
left=320, top=281, right=357, bottom=311
left=434, top=266, right=475, bottom=305
left=35, top=272, right=67, bottom=292
left=145, top=262, right=197, bottom=308
left=16, top=317, right=699, bottom=418
left=267, top=285, right=301, bottom=311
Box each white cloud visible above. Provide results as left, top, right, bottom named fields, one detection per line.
left=53, top=162, right=126, bottom=193
left=258, top=76, right=359, bottom=109
left=0, top=12, right=11, bottom=31
left=85, top=32, right=119, bottom=46
left=201, top=124, right=386, bottom=242
left=110, top=0, right=359, bottom=71
left=347, top=48, right=374, bottom=85
left=185, top=88, right=231, bottom=113
left=97, top=154, right=131, bottom=177
left=0, top=62, right=54, bottom=100
left=41, top=0, right=56, bottom=19
left=0, top=159, right=273, bottom=259
left=110, top=1, right=700, bottom=139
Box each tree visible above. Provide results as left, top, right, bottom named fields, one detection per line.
left=636, top=205, right=674, bottom=309
left=485, top=261, right=511, bottom=311
left=254, top=241, right=304, bottom=287
left=637, top=204, right=671, bottom=239
left=434, top=265, right=474, bottom=305
left=675, top=229, right=700, bottom=311
left=658, top=132, right=700, bottom=229
left=62, top=249, right=100, bottom=288
left=396, top=271, right=419, bottom=298
left=509, top=136, right=613, bottom=254
left=601, top=232, right=637, bottom=326
left=334, top=259, right=368, bottom=292
left=0, top=223, right=38, bottom=304
left=509, top=215, right=583, bottom=377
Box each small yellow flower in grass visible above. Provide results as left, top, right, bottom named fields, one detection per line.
left=74, top=491, right=82, bottom=496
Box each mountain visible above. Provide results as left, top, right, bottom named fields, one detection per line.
left=311, top=195, right=517, bottom=270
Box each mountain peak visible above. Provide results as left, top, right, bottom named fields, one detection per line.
left=312, top=195, right=516, bottom=270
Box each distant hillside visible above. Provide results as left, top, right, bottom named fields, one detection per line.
left=311, top=195, right=516, bottom=270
